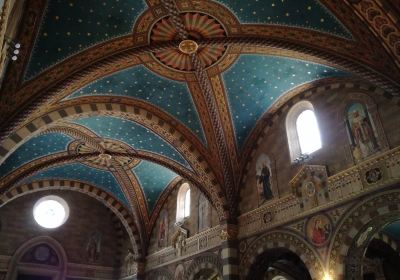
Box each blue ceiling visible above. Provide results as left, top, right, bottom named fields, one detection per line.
left=216, top=0, right=351, bottom=38
left=384, top=220, right=400, bottom=240
left=25, top=0, right=146, bottom=79
left=132, top=160, right=178, bottom=212
left=73, top=116, right=191, bottom=169
left=8, top=0, right=358, bottom=216
left=67, top=65, right=206, bottom=144
left=222, top=54, right=348, bottom=149
left=19, top=162, right=129, bottom=206
left=0, top=133, right=72, bottom=178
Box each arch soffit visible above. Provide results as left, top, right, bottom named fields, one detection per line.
left=11, top=35, right=395, bottom=119
left=3, top=0, right=400, bottom=160
left=0, top=99, right=212, bottom=174
left=4, top=28, right=396, bottom=148
left=0, top=99, right=231, bottom=223
left=240, top=230, right=324, bottom=280
left=0, top=121, right=192, bottom=232
left=328, top=188, right=400, bottom=276
left=185, top=253, right=223, bottom=280
left=0, top=150, right=228, bottom=225
left=0, top=179, right=142, bottom=258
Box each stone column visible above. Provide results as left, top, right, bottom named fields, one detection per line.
left=220, top=224, right=239, bottom=280
left=134, top=260, right=146, bottom=280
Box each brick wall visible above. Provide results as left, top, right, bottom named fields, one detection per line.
left=148, top=184, right=219, bottom=254
left=0, top=190, right=126, bottom=274
left=240, top=88, right=400, bottom=214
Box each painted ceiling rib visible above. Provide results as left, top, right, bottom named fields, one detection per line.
left=160, top=0, right=237, bottom=221
left=1, top=0, right=400, bottom=247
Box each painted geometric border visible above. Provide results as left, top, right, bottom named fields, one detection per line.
left=185, top=253, right=223, bottom=280
left=239, top=230, right=324, bottom=280
left=328, top=187, right=400, bottom=279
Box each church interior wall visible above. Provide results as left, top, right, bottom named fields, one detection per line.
left=147, top=181, right=219, bottom=255
left=239, top=85, right=400, bottom=215
left=0, top=0, right=399, bottom=279
left=0, top=190, right=131, bottom=279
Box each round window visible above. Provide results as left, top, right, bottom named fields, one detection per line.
left=33, top=196, right=69, bottom=229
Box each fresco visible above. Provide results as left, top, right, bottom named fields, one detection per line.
left=157, top=209, right=168, bottom=248
left=19, top=162, right=129, bottom=206
left=346, top=102, right=380, bottom=162
left=132, top=160, right=178, bottom=212
left=255, top=153, right=273, bottom=204
left=223, top=54, right=348, bottom=149
left=67, top=65, right=206, bottom=144
left=306, top=214, right=332, bottom=247
left=0, top=133, right=72, bottom=178
left=73, top=116, right=191, bottom=169
left=25, top=0, right=146, bottom=79
left=217, top=0, right=351, bottom=38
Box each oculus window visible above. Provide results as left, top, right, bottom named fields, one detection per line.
left=33, top=196, right=69, bottom=229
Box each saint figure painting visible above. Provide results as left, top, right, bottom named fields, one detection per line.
left=256, top=154, right=273, bottom=203
left=346, top=102, right=379, bottom=162
left=157, top=209, right=168, bottom=248
left=306, top=214, right=332, bottom=247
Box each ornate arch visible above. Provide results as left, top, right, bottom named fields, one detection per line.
left=2, top=18, right=400, bottom=149
left=0, top=100, right=229, bottom=222
left=0, top=179, right=142, bottom=259
left=328, top=187, right=400, bottom=280
left=146, top=267, right=174, bottom=280
left=371, top=232, right=400, bottom=254
left=5, top=236, right=68, bottom=280
left=185, top=253, right=223, bottom=280
left=240, top=230, right=324, bottom=280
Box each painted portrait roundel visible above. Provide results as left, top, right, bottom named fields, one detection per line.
left=305, top=214, right=332, bottom=247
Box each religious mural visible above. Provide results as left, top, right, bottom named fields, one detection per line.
left=255, top=154, right=274, bottom=204
left=174, top=264, right=185, bottom=280
left=172, top=227, right=188, bottom=257
left=306, top=214, right=332, bottom=247
left=123, top=249, right=136, bottom=277
left=346, top=102, right=380, bottom=162
left=290, top=165, right=329, bottom=210
left=158, top=209, right=168, bottom=248
left=198, top=193, right=210, bottom=232
left=86, top=231, right=102, bottom=263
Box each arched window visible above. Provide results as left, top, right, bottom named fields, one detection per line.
left=176, top=183, right=191, bottom=222
left=286, top=101, right=322, bottom=162
left=296, top=110, right=322, bottom=155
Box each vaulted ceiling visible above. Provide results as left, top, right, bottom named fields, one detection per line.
left=0, top=0, right=399, bottom=253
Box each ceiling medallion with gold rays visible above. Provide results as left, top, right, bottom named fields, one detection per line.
left=68, top=139, right=140, bottom=171
left=150, top=12, right=227, bottom=71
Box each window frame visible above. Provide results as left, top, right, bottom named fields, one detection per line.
left=286, top=101, right=322, bottom=162
left=176, top=182, right=191, bottom=222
